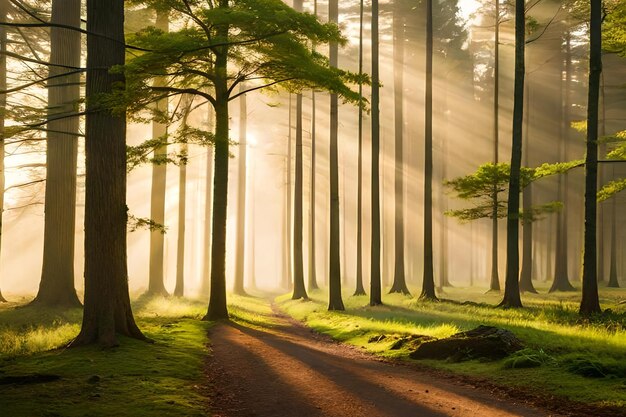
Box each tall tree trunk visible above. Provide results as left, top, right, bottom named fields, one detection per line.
left=438, top=77, right=451, bottom=289
left=32, top=0, right=82, bottom=307
left=174, top=101, right=191, bottom=298
left=0, top=0, right=7, bottom=303
left=204, top=5, right=231, bottom=320
left=284, top=95, right=293, bottom=291
left=354, top=0, right=366, bottom=296
left=292, top=93, right=307, bottom=298
left=328, top=0, right=344, bottom=310
left=369, top=0, right=382, bottom=306
left=607, top=178, right=619, bottom=288
left=490, top=0, right=501, bottom=292
left=71, top=0, right=145, bottom=346
left=308, top=0, right=319, bottom=293
left=200, top=120, right=214, bottom=299
left=390, top=5, right=409, bottom=295
left=519, top=75, right=536, bottom=293
left=234, top=87, right=248, bottom=296
left=597, top=74, right=607, bottom=283
left=499, top=0, right=524, bottom=308
left=147, top=9, right=169, bottom=296
left=550, top=34, right=575, bottom=292
left=580, top=0, right=602, bottom=315
left=420, top=0, right=436, bottom=301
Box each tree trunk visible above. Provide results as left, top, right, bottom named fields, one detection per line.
left=519, top=75, right=536, bottom=293
left=204, top=10, right=231, bottom=320
left=71, top=0, right=145, bottom=346
left=607, top=183, right=619, bottom=288
left=438, top=76, right=451, bottom=289
left=147, top=8, right=169, bottom=297
left=31, top=0, right=82, bottom=307
left=597, top=74, right=607, bottom=283
left=390, top=5, right=409, bottom=295
left=292, top=92, right=308, bottom=299
left=420, top=0, right=436, bottom=301
left=354, top=0, right=366, bottom=296
left=200, top=126, right=214, bottom=299
left=580, top=0, right=602, bottom=315
left=369, top=0, right=382, bottom=306
left=233, top=87, right=248, bottom=296
left=489, top=0, right=501, bottom=293
left=284, top=95, right=293, bottom=291
left=309, top=92, right=318, bottom=291
left=0, top=0, right=7, bottom=303
left=499, top=0, right=524, bottom=308
left=174, top=101, right=189, bottom=297
left=328, top=0, right=344, bottom=310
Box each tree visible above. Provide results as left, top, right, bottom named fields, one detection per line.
left=354, top=0, right=366, bottom=297
left=0, top=0, right=8, bottom=303
left=328, top=0, right=345, bottom=311
left=234, top=86, right=249, bottom=296
left=491, top=0, right=503, bottom=292
left=420, top=0, right=437, bottom=301
left=389, top=0, right=409, bottom=295
left=71, top=0, right=146, bottom=346
left=30, top=0, right=82, bottom=307
left=499, top=0, right=525, bottom=308
left=308, top=0, right=319, bottom=293
left=580, top=0, right=603, bottom=315
left=124, top=0, right=361, bottom=320
left=200, top=111, right=214, bottom=299
left=147, top=7, right=170, bottom=297
left=369, top=0, right=382, bottom=306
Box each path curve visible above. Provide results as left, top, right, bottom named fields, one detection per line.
left=204, top=302, right=560, bottom=417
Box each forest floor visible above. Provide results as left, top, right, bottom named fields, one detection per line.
left=207, top=297, right=551, bottom=417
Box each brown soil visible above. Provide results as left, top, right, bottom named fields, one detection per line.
left=204, top=302, right=572, bottom=417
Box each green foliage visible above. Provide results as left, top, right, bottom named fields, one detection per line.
left=565, top=356, right=626, bottom=379
left=598, top=178, right=626, bottom=202
left=503, top=348, right=555, bottom=369
left=444, top=162, right=579, bottom=223
left=128, top=214, right=168, bottom=234
left=603, top=0, right=626, bottom=56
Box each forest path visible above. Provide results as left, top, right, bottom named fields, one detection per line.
left=204, top=299, right=556, bottom=417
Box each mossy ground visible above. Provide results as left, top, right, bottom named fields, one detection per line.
left=0, top=295, right=210, bottom=417
left=278, top=285, right=626, bottom=409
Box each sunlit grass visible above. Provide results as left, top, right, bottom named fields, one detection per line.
left=0, top=295, right=211, bottom=417
left=277, top=286, right=626, bottom=408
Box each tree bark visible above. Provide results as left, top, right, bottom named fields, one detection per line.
left=369, top=0, right=382, bottom=306
left=499, top=0, right=524, bottom=308
left=0, top=0, right=7, bottom=303
left=489, top=0, right=501, bottom=292
left=284, top=95, right=293, bottom=291
left=200, top=119, right=214, bottom=299
left=147, top=8, right=170, bottom=297
left=174, top=101, right=191, bottom=298
left=580, top=0, right=602, bottom=315
left=71, top=0, right=145, bottom=346
left=292, top=92, right=308, bottom=299
left=420, top=0, right=436, bottom=301
left=31, top=0, right=82, bottom=307
left=607, top=182, right=619, bottom=288
left=328, top=0, right=344, bottom=310
left=354, top=0, right=366, bottom=296
left=390, top=5, right=409, bottom=295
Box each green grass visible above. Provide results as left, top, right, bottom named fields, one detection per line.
left=277, top=286, right=626, bottom=408
left=0, top=295, right=211, bottom=417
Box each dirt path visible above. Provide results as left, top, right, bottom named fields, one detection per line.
left=204, top=302, right=559, bottom=417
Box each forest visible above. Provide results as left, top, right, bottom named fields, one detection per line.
left=0, top=0, right=625, bottom=416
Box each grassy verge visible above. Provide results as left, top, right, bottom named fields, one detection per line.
left=0, top=296, right=210, bottom=417
left=278, top=286, right=626, bottom=409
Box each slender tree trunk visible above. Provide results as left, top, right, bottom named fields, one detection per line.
left=597, top=74, right=607, bottom=283
left=284, top=95, right=293, bottom=291
left=328, top=0, right=344, bottom=310
left=499, top=0, right=524, bottom=308
left=607, top=179, right=619, bottom=288
left=519, top=75, right=536, bottom=293
left=490, top=0, right=501, bottom=292
left=439, top=78, right=451, bottom=289
left=292, top=90, right=308, bottom=299
left=204, top=8, right=231, bottom=320
left=420, top=0, right=436, bottom=301
left=580, top=0, right=603, bottom=315
left=0, top=0, right=7, bottom=303
left=71, top=0, right=145, bottom=346
left=174, top=102, right=191, bottom=298
left=31, top=0, right=82, bottom=307
left=147, top=9, right=170, bottom=297
left=354, top=0, right=366, bottom=296
left=390, top=6, right=409, bottom=295
left=308, top=0, right=319, bottom=293
left=234, top=87, right=248, bottom=296
left=369, top=0, right=382, bottom=306
left=200, top=130, right=214, bottom=299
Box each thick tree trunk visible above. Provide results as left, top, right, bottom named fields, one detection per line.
left=580, top=0, right=602, bottom=315
left=354, top=0, right=366, bottom=296
left=147, top=9, right=170, bottom=297
left=499, top=0, right=524, bottom=308
left=0, top=0, right=7, bottom=303
left=489, top=0, right=501, bottom=293
left=328, top=0, right=344, bottom=310
left=369, top=0, right=382, bottom=306
left=390, top=6, right=409, bottom=296
left=420, top=0, right=436, bottom=301
left=234, top=88, right=248, bottom=296
left=71, top=0, right=145, bottom=346
left=32, top=0, right=82, bottom=307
